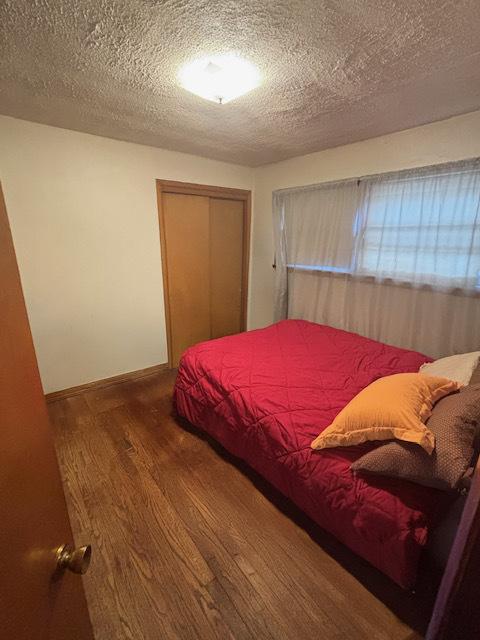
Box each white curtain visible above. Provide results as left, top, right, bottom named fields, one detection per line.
left=273, top=159, right=480, bottom=358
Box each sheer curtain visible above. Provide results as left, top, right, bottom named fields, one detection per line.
left=273, top=159, right=480, bottom=358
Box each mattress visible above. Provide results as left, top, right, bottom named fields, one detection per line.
left=174, top=319, right=450, bottom=588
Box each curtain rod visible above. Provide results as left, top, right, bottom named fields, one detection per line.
left=273, top=156, right=480, bottom=197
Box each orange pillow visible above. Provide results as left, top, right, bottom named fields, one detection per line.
left=311, top=373, right=461, bottom=454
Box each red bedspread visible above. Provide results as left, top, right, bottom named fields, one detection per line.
left=174, top=319, right=448, bottom=587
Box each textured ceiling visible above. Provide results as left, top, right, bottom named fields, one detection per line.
left=1, top=0, right=480, bottom=166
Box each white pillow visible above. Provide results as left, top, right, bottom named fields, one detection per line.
left=419, top=352, right=480, bottom=386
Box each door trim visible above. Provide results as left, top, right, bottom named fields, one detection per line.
left=156, top=180, right=251, bottom=368
left=426, top=454, right=480, bottom=639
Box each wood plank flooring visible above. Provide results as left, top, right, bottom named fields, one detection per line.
left=49, top=369, right=436, bottom=640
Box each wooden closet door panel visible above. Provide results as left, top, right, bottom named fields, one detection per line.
left=209, top=198, right=244, bottom=339
left=162, top=193, right=210, bottom=366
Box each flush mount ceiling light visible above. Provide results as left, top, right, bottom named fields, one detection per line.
left=178, top=54, right=261, bottom=104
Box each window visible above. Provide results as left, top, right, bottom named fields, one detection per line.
left=281, top=179, right=360, bottom=274
left=356, top=169, right=480, bottom=290
left=280, top=161, right=480, bottom=292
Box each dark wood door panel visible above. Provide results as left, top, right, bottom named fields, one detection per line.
left=0, top=183, right=93, bottom=640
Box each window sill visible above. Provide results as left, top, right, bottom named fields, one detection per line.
left=286, top=265, right=480, bottom=298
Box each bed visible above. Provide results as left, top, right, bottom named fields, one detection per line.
left=173, top=319, right=451, bottom=588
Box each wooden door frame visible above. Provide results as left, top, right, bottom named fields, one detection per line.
left=426, top=455, right=480, bottom=640
left=156, top=179, right=251, bottom=369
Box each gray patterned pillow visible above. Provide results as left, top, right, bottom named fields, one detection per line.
left=351, top=384, right=480, bottom=491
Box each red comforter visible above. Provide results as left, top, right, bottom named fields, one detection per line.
left=174, top=320, right=448, bottom=588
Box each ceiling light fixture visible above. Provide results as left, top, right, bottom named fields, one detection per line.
left=178, top=54, right=261, bottom=104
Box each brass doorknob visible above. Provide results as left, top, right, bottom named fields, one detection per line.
left=56, top=543, right=92, bottom=575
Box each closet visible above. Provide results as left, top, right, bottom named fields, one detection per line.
left=157, top=180, right=250, bottom=367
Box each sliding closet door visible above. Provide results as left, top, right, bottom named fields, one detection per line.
left=158, top=181, right=250, bottom=368
left=209, top=198, right=245, bottom=339
left=162, top=193, right=211, bottom=366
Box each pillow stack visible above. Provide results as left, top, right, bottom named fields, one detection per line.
left=311, top=352, right=480, bottom=492
left=351, top=383, right=480, bottom=490
left=311, top=373, right=461, bottom=454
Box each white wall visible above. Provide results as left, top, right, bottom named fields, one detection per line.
left=250, top=110, right=480, bottom=329
left=3, top=110, right=480, bottom=392
left=0, top=116, right=253, bottom=393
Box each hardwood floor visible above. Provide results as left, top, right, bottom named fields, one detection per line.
left=49, top=369, right=435, bottom=640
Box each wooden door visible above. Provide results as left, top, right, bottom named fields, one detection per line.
left=162, top=193, right=211, bottom=366
left=0, top=184, right=94, bottom=640
left=209, top=198, right=244, bottom=339
left=426, top=456, right=480, bottom=640
left=158, top=181, right=250, bottom=368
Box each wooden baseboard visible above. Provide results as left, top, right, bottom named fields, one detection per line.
left=45, top=363, right=170, bottom=403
